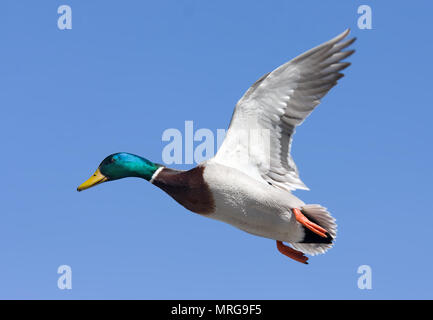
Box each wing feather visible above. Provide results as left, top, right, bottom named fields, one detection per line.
left=213, top=29, right=356, bottom=191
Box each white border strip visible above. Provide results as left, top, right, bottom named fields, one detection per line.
left=149, top=166, right=164, bottom=184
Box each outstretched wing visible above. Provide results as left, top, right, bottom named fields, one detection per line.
left=213, top=29, right=356, bottom=192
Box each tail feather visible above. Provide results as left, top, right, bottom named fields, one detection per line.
left=291, top=204, right=337, bottom=256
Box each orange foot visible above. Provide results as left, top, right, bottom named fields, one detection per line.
left=292, top=208, right=328, bottom=238
left=276, top=241, right=308, bottom=264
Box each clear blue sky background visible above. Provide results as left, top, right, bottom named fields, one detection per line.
left=1, top=1, right=432, bottom=299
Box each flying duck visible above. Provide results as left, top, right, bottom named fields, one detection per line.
left=78, top=29, right=355, bottom=264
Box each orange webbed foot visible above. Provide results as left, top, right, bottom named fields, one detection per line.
left=292, top=208, right=328, bottom=238
left=276, top=241, right=308, bottom=264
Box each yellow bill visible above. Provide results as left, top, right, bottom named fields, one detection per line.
left=77, top=168, right=108, bottom=192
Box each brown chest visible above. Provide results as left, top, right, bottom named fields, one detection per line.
left=152, top=166, right=215, bottom=215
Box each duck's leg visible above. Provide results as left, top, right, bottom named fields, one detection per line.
left=276, top=241, right=308, bottom=264
left=292, top=208, right=328, bottom=238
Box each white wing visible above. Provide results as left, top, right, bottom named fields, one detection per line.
left=213, top=29, right=356, bottom=192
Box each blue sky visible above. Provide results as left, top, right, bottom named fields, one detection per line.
left=1, top=1, right=432, bottom=299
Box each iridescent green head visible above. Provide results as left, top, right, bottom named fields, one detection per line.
left=77, top=152, right=161, bottom=192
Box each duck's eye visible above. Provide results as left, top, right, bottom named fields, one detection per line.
left=110, top=158, right=116, bottom=163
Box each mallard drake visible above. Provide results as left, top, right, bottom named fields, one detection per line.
left=78, top=29, right=355, bottom=264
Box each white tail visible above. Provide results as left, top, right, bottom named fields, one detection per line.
left=291, top=204, right=337, bottom=256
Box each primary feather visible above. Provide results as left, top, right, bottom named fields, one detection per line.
left=214, top=29, right=355, bottom=192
